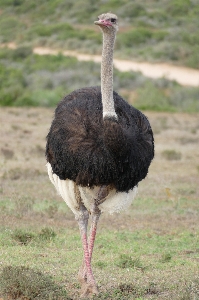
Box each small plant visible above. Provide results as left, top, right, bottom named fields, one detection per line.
left=12, top=229, right=35, bottom=245
left=116, top=254, right=143, bottom=269
left=160, top=253, right=172, bottom=263
left=162, top=149, right=182, bottom=160
left=95, top=260, right=107, bottom=269
left=38, top=227, right=56, bottom=241
left=0, top=265, right=69, bottom=299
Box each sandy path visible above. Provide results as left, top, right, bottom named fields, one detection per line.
left=3, top=43, right=199, bottom=87
left=33, top=47, right=199, bottom=87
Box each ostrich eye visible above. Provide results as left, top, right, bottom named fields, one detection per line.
left=110, top=18, right=116, bottom=23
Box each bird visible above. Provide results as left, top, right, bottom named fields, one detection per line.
left=46, top=12, right=154, bottom=298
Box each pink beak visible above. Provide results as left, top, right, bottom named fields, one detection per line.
left=94, top=19, right=112, bottom=27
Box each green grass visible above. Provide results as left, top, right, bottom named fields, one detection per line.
left=0, top=0, right=199, bottom=68
left=0, top=191, right=199, bottom=299
left=0, top=48, right=199, bottom=112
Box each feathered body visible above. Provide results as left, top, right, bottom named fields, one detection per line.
left=46, top=86, right=154, bottom=194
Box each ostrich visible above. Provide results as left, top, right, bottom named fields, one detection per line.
left=46, top=13, right=154, bottom=297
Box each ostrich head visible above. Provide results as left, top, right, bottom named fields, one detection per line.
left=94, top=13, right=118, bottom=33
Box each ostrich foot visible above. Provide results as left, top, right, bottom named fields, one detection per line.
left=78, top=264, right=87, bottom=285
left=80, top=281, right=99, bottom=298
left=78, top=265, right=99, bottom=297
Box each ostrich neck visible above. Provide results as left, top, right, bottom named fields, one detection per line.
left=101, top=30, right=117, bottom=119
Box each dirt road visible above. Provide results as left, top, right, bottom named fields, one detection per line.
left=33, top=47, right=199, bottom=87
left=2, top=43, right=199, bottom=87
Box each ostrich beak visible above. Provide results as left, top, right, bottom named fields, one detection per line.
left=94, top=20, right=112, bottom=27
left=94, top=20, right=100, bottom=25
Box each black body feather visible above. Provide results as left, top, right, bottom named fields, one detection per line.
left=46, top=86, right=154, bottom=192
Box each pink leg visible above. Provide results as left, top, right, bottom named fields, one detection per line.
left=77, top=203, right=98, bottom=297
left=77, top=186, right=109, bottom=297
left=88, top=204, right=101, bottom=262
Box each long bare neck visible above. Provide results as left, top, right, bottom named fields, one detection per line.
left=101, top=30, right=117, bottom=119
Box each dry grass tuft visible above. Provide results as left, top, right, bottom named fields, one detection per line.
left=0, top=265, right=70, bottom=299
left=12, top=229, right=35, bottom=245
left=1, top=148, right=14, bottom=160
left=161, top=149, right=182, bottom=160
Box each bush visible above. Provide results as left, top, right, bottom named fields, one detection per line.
left=166, top=0, right=192, bottom=16
left=0, top=266, right=69, bottom=299
left=12, top=46, right=33, bottom=59
left=135, top=82, right=174, bottom=112
left=120, top=3, right=146, bottom=18
left=119, top=28, right=153, bottom=47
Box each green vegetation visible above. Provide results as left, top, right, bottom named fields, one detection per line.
left=0, top=265, right=70, bottom=299
left=0, top=195, right=199, bottom=299
left=0, top=47, right=199, bottom=112
left=0, top=0, right=199, bottom=68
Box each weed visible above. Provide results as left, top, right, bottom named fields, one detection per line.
left=95, top=260, right=107, bottom=269
left=38, top=227, right=56, bottom=241
left=0, top=265, right=70, bottom=299
left=116, top=254, right=143, bottom=270
left=160, top=253, right=172, bottom=263
left=162, top=149, right=182, bottom=160
left=12, top=229, right=35, bottom=245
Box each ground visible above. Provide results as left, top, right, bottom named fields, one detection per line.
left=0, top=107, right=199, bottom=299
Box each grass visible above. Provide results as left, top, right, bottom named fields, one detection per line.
left=161, top=149, right=182, bottom=161
left=0, top=265, right=70, bottom=299
left=0, top=0, right=199, bottom=68
left=0, top=107, right=199, bottom=299
left=0, top=48, right=199, bottom=112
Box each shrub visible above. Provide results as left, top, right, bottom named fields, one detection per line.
left=0, top=266, right=69, bottom=299
left=120, top=3, right=146, bottom=18
left=166, top=0, right=192, bottom=16
left=119, top=28, right=153, bottom=47
left=12, top=46, right=33, bottom=59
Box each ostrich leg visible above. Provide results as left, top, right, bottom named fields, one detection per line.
left=77, top=202, right=98, bottom=297
left=88, top=185, right=109, bottom=259
left=78, top=185, right=109, bottom=297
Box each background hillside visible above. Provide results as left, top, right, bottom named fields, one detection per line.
left=1, top=0, right=199, bottom=67
left=0, top=0, right=199, bottom=110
